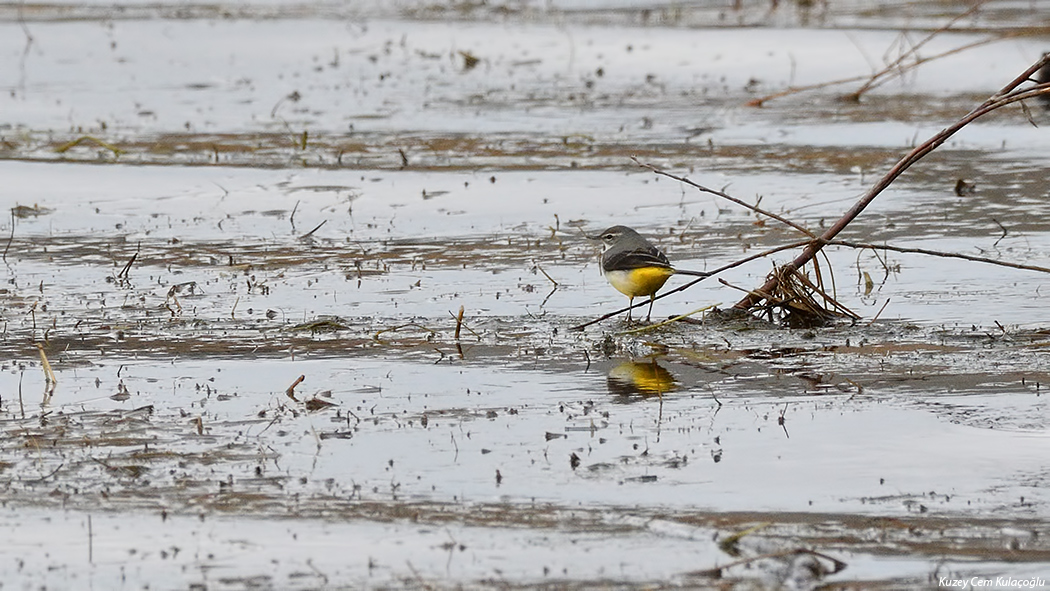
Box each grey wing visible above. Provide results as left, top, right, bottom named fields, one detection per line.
left=602, top=245, right=670, bottom=272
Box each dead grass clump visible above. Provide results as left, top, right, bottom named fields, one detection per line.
left=756, top=265, right=859, bottom=328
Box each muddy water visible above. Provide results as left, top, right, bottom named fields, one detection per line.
left=3, top=1, right=1050, bottom=589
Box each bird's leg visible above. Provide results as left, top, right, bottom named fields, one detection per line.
left=626, top=296, right=634, bottom=323
left=646, top=294, right=655, bottom=322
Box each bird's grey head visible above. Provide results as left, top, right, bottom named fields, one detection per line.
left=590, top=225, right=636, bottom=251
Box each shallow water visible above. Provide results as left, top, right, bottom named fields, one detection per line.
left=2, top=1, right=1050, bottom=589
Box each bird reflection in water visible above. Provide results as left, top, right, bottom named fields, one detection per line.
left=606, top=358, right=678, bottom=399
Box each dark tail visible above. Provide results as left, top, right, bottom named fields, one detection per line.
left=673, top=269, right=711, bottom=278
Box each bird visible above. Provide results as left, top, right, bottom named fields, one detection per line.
left=588, top=225, right=709, bottom=323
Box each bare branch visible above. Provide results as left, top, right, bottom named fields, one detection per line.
left=832, top=240, right=1050, bottom=275
left=633, top=158, right=816, bottom=238
left=732, top=55, right=1050, bottom=311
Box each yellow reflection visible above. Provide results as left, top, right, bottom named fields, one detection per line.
left=606, top=359, right=677, bottom=398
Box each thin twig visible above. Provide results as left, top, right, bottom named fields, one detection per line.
left=781, top=266, right=859, bottom=319
left=53, top=136, right=126, bottom=156
left=844, top=1, right=993, bottom=101
left=868, top=299, right=892, bottom=326
left=747, top=73, right=870, bottom=107
left=831, top=239, right=1050, bottom=274
left=718, top=276, right=761, bottom=296
left=615, top=304, right=718, bottom=336
left=747, top=1, right=1002, bottom=106
left=689, top=548, right=847, bottom=579
left=634, top=158, right=816, bottom=239
left=374, top=323, right=437, bottom=339
left=535, top=263, right=559, bottom=287
left=991, top=218, right=1008, bottom=248
left=21, top=462, right=64, bottom=484
left=299, top=220, right=327, bottom=240
left=846, top=35, right=1012, bottom=101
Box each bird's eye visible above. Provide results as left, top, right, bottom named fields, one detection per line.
left=602, top=234, right=613, bottom=240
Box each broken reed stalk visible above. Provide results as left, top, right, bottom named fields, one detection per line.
left=733, top=54, right=1050, bottom=312
left=36, top=343, right=56, bottom=400
left=285, top=374, right=305, bottom=401
left=448, top=307, right=482, bottom=340
left=454, top=305, right=465, bottom=340
left=117, top=252, right=137, bottom=279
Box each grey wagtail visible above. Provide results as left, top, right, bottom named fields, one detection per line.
left=588, top=225, right=709, bottom=322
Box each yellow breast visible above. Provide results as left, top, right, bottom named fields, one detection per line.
left=604, top=267, right=674, bottom=298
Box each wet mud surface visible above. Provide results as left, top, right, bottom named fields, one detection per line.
left=2, top=1, right=1050, bottom=589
